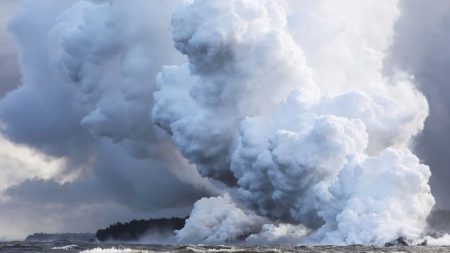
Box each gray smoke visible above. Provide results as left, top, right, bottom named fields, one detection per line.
left=0, top=0, right=212, bottom=240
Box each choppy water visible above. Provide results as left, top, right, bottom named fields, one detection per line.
left=1, top=242, right=450, bottom=253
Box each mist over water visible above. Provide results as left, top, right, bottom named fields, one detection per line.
left=3, top=239, right=450, bottom=253
left=2, top=241, right=450, bottom=253
left=0, top=0, right=446, bottom=246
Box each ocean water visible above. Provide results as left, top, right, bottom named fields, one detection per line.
left=1, top=242, right=450, bottom=253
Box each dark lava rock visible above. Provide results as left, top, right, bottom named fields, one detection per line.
left=420, top=240, right=428, bottom=246
left=385, top=237, right=409, bottom=247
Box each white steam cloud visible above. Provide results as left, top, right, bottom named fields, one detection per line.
left=153, top=0, right=434, bottom=245
left=0, top=0, right=439, bottom=245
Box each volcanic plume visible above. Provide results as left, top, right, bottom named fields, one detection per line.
left=0, top=0, right=438, bottom=244
left=153, top=0, right=434, bottom=245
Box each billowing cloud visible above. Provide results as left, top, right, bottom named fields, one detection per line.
left=153, top=0, right=433, bottom=245
left=0, top=0, right=213, bottom=241
left=0, top=0, right=446, bottom=245
left=386, top=0, right=450, bottom=210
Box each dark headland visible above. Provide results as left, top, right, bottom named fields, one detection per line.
left=95, top=217, right=187, bottom=242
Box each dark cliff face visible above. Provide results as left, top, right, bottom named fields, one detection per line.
left=95, top=217, right=187, bottom=242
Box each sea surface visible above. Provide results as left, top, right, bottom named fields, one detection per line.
left=1, top=241, right=450, bottom=253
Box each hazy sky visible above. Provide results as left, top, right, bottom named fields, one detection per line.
left=0, top=0, right=19, bottom=98
left=0, top=0, right=449, bottom=242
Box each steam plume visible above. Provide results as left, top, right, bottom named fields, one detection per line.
left=153, top=0, right=434, bottom=245
left=0, top=0, right=440, bottom=244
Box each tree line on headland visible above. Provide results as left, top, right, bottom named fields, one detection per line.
left=95, top=217, right=187, bottom=242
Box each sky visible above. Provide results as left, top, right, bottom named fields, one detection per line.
left=0, top=0, right=19, bottom=97
left=0, top=0, right=449, bottom=243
